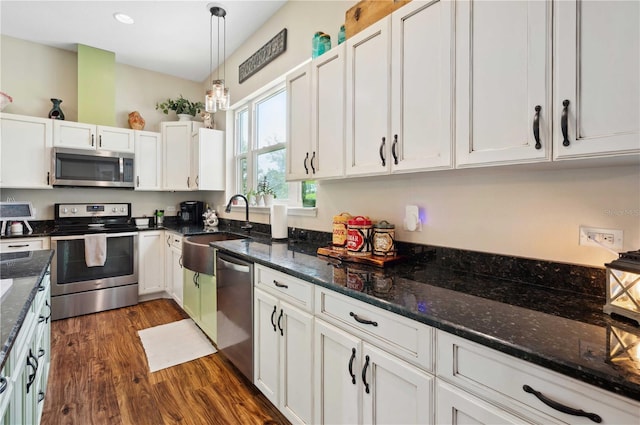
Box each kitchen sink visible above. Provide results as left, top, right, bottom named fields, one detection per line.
left=182, top=232, right=248, bottom=275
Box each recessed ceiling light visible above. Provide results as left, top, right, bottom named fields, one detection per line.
left=113, top=12, right=134, bottom=25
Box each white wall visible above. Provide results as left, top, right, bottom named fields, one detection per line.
left=1, top=3, right=639, bottom=269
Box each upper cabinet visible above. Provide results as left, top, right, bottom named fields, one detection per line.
left=190, top=128, right=225, bottom=191
left=162, top=121, right=200, bottom=190
left=0, top=113, right=53, bottom=189
left=134, top=130, right=162, bottom=191
left=346, top=0, right=454, bottom=177
left=455, top=0, right=552, bottom=167
left=345, top=17, right=392, bottom=177
left=553, top=0, right=640, bottom=159
left=53, top=121, right=135, bottom=153
left=390, top=0, right=454, bottom=173
left=286, top=46, right=346, bottom=182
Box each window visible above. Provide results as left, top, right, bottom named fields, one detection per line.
left=235, top=84, right=314, bottom=206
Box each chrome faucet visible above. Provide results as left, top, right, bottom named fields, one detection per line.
left=225, top=194, right=253, bottom=233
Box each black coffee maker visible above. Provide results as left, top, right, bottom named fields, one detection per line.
left=179, top=201, right=204, bottom=226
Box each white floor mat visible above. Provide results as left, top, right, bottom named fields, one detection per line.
left=138, top=318, right=216, bottom=372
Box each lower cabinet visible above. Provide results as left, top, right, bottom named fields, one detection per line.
left=138, top=230, right=165, bottom=295
left=1, top=267, right=51, bottom=425
left=254, top=270, right=314, bottom=425
left=314, top=315, right=434, bottom=425
left=183, top=269, right=216, bottom=343
left=164, top=232, right=183, bottom=307
left=436, top=330, right=640, bottom=424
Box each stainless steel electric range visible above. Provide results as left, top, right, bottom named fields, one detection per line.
left=50, top=203, right=138, bottom=320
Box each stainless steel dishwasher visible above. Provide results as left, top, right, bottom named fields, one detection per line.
left=216, top=251, right=254, bottom=382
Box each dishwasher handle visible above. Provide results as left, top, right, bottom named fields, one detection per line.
left=217, top=256, right=252, bottom=273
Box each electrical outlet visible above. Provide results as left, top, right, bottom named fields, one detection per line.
left=579, top=226, right=623, bottom=249
left=165, top=206, right=176, bottom=214
left=404, top=205, right=422, bottom=232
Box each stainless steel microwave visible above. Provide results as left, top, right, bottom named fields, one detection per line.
left=52, top=147, right=135, bottom=188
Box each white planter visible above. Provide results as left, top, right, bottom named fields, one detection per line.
left=177, top=113, right=193, bottom=121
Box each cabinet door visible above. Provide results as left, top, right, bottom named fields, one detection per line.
left=311, top=45, right=345, bottom=179
left=134, top=131, right=162, bottom=190
left=0, top=114, right=53, bottom=189
left=254, top=289, right=280, bottom=405
left=314, top=319, right=360, bottom=425
left=53, top=120, right=96, bottom=150
left=391, top=0, right=453, bottom=173
left=171, top=247, right=183, bottom=307
left=190, top=132, right=200, bottom=190
left=162, top=122, right=191, bottom=190
left=164, top=234, right=173, bottom=298
left=554, top=0, right=640, bottom=159
left=362, top=343, right=434, bottom=425
left=199, top=273, right=217, bottom=343
left=197, top=129, right=225, bottom=191
left=280, top=303, right=313, bottom=425
left=346, top=17, right=391, bottom=177
left=183, top=269, right=199, bottom=320
left=436, top=380, right=528, bottom=425
left=97, top=126, right=134, bottom=152
left=455, top=0, right=551, bottom=167
left=286, top=62, right=312, bottom=181
left=138, top=231, right=165, bottom=295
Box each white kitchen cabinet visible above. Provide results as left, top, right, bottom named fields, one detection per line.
left=285, top=62, right=313, bottom=181
left=0, top=113, right=53, bottom=189
left=345, top=17, right=391, bottom=177
left=1, top=268, right=51, bottom=425
left=254, top=265, right=314, bottom=425
left=436, top=330, right=640, bottom=424
left=390, top=0, right=454, bottom=173
left=138, top=230, right=165, bottom=295
left=553, top=0, right=640, bottom=159
left=53, top=120, right=134, bottom=152
left=314, top=319, right=434, bottom=425
left=346, top=0, right=454, bottom=177
left=286, top=45, right=346, bottom=181
left=0, top=238, right=50, bottom=253
left=134, top=130, right=162, bottom=191
left=183, top=269, right=217, bottom=342
left=436, top=380, right=529, bottom=425
left=190, top=128, right=225, bottom=191
left=314, top=286, right=435, bottom=424
left=455, top=0, right=552, bottom=167
left=162, top=121, right=203, bottom=190
left=164, top=232, right=183, bottom=307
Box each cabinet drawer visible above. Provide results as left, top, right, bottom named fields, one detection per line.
left=255, top=264, right=313, bottom=312
left=315, top=286, right=433, bottom=371
left=436, top=330, right=640, bottom=424
left=0, top=237, right=49, bottom=253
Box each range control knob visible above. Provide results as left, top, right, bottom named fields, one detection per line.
left=112, top=207, right=117, bottom=213
left=71, top=208, right=78, bottom=214
left=120, top=207, right=125, bottom=213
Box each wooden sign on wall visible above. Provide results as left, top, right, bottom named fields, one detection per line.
left=239, top=28, right=287, bottom=84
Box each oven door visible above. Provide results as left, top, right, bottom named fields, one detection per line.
left=51, top=232, right=138, bottom=296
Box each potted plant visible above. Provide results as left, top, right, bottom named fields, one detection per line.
left=257, top=176, right=277, bottom=206
left=155, top=95, right=204, bottom=121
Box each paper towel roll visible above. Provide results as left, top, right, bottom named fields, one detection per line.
left=270, top=204, right=288, bottom=239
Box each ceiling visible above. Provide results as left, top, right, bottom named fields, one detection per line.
left=0, top=0, right=288, bottom=82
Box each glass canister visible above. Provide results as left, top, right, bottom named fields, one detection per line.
left=347, top=216, right=372, bottom=256
left=332, top=212, right=352, bottom=251
left=312, top=31, right=331, bottom=58
left=320, top=33, right=331, bottom=55
left=373, top=220, right=396, bottom=257
left=338, top=25, right=346, bottom=45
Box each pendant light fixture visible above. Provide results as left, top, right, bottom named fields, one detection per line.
left=205, top=4, right=230, bottom=113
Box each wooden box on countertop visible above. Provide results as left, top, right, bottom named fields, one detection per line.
left=344, top=0, right=412, bottom=38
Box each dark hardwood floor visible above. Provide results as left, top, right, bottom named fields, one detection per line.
left=41, top=299, right=289, bottom=425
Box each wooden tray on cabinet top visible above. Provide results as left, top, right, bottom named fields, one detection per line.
left=317, top=246, right=403, bottom=268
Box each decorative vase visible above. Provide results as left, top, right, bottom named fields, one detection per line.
left=177, top=113, right=192, bottom=122
left=128, top=111, right=145, bottom=130
left=48, top=98, right=65, bottom=120
left=263, top=194, right=274, bottom=207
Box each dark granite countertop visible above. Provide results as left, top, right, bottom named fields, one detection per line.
left=0, top=249, right=54, bottom=371
left=209, top=236, right=640, bottom=402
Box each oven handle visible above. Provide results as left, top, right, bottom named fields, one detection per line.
left=51, top=231, right=139, bottom=241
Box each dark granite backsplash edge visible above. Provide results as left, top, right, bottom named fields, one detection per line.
left=221, top=219, right=606, bottom=299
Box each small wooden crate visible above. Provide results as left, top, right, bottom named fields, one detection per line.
left=345, top=0, right=412, bottom=38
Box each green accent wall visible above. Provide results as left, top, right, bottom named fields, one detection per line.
left=77, top=44, right=115, bottom=125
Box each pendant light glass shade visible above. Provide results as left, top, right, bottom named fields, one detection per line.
left=205, top=6, right=230, bottom=113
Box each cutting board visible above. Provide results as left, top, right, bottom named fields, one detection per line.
left=317, top=246, right=403, bottom=267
